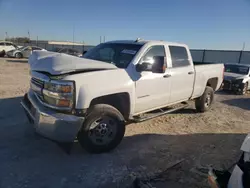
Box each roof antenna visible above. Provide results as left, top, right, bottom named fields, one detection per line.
left=135, top=38, right=142, bottom=42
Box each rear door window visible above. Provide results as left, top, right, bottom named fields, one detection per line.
left=169, top=46, right=190, bottom=68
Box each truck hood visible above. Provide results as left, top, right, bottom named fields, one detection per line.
left=29, top=50, right=117, bottom=75
left=224, top=72, right=247, bottom=81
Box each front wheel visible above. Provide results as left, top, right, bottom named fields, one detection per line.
left=195, top=86, right=214, bottom=113
left=15, top=52, right=22, bottom=58
left=77, top=104, right=125, bottom=153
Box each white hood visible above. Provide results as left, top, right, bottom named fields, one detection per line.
left=224, top=72, right=247, bottom=81
left=29, top=51, right=117, bottom=75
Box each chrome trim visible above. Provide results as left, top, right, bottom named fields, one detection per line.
left=31, top=71, right=50, bottom=82
left=30, top=82, right=42, bottom=94
left=20, top=101, right=35, bottom=121
left=21, top=91, right=84, bottom=142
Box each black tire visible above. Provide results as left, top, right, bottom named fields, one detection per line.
left=195, top=86, right=214, bottom=113
left=240, top=82, right=248, bottom=95
left=15, top=52, right=22, bottom=58
left=77, top=104, right=125, bottom=153
left=0, top=50, right=5, bottom=57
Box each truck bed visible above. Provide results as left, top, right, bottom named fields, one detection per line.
left=191, top=63, right=224, bottom=98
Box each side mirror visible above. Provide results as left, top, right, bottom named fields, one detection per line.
left=82, top=50, right=87, bottom=55
left=136, top=56, right=167, bottom=73
left=136, top=62, right=152, bottom=72
left=152, top=56, right=167, bottom=73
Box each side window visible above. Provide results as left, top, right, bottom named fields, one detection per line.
left=141, top=45, right=165, bottom=63
left=5, top=43, right=12, bottom=46
left=169, top=46, right=190, bottom=68
left=0, top=42, right=5, bottom=46
left=98, top=48, right=115, bottom=62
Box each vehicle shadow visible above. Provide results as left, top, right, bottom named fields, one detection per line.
left=6, top=59, right=28, bottom=63
left=0, top=96, right=248, bottom=188
left=222, top=98, right=250, bottom=110
left=215, top=90, right=236, bottom=96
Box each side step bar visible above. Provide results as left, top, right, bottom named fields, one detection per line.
left=132, top=103, right=189, bottom=123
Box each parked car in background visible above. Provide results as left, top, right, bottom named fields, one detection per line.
left=21, top=39, right=224, bottom=153
left=0, top=41, right=18, bottom=57
left=57, top=48, right=82, bottom=57
left=7, top=46, right=46, bottom=58
left=222, top=64, right=250, bottom=95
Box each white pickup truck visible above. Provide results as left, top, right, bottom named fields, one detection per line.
left=21, top=39, right=224, bottom=153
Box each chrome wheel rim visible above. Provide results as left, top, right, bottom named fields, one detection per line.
left=88, top=116, right=117, bottom=145
left=205, top=93, right=211, bottom=108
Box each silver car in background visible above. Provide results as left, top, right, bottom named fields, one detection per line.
left=222, top=64, right=250, bottom=95
left=7, top=46, right=46, bottom=58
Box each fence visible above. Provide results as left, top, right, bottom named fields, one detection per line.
left=190, top=49, right=250, bottom=65
left=14, top=41, right=250, bottom=65
left=15, top=41, right=95, bottom=53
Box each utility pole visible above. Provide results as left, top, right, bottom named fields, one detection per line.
left=100, top=36, right=102, bottom=44
left=242, top=42, right=245, bottom=51
left=73, top=26, right=75, bottom=48
left=36, top=36, right=38, bottom=46
left=5, top=32, right=8, bottom=40
left=103, top=36, right=105, bottom=42
left=28, top=30, right=30, bottom=39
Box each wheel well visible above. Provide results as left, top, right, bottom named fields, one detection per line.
left=206, top=78, right=218, bottom=90
left=89, top=93, right=130, bottom=120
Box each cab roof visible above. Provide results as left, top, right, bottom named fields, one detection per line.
left=106, top=39, right=186, bottom=47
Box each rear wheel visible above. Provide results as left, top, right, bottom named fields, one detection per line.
left=77, top=104, right=125, bottom=153
left=15, top=52, right=22, bottom=58
left=195, top=86, right=214, bottom=113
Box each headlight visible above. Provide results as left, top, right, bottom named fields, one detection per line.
left=42, top=81, right=74, bottom=110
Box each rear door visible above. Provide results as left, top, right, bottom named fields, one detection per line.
left=168, top=46, right=194, bottom=103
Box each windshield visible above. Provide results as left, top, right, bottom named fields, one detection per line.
left=83, top=43, right=143, bottom=68
left=225, top=65, right=249, bottom=75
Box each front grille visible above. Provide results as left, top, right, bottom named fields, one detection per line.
left=31, top=77, right=44, bottom=88
left=30, top=77, right=44, bottom=101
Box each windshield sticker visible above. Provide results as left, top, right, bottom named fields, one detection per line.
left=121, top=49, right=137, bottom=55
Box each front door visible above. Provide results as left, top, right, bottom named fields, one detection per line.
left=168, top=46, right=194, bottom=103
left=134, top=45, right=171, bottom=114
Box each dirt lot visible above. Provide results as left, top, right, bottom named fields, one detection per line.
left=0, top=58, right=250, bottom=188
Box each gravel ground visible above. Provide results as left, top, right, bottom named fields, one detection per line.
left=0, top=58, right=250, bottom=188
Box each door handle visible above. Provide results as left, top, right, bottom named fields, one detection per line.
left=163, top=74, right=171, bottom=78
left=188, top=71, right=194, bottom=75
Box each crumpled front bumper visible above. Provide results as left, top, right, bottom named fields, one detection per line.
left=21, top=91, right=84, bottom=142
left=222, top=80, right=244, bottom=92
